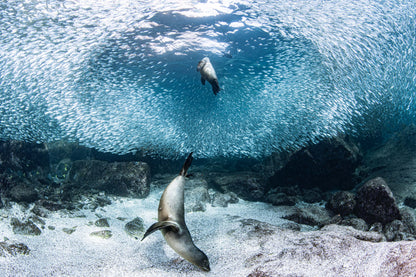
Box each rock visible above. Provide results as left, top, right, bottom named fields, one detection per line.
left=95, top=218, right=110, bottom=227
left=68, top=160, right=151, bottom=198
left=301, top=188, right=323, bottom=203
left=0, top=240, right=30, bottom=257
left=355, top=177, right=401, bottom=224
left=11, top=218, right=41, bottom=236
left=282, top=205, right=333, bottom=227
left=265, top=192, right=297, bottom=206
left=38, top=200, right=67, bottom=211
left=0, top=141, right=49, bottom=174
left=124, top=217, right=145, bottom=238
left=383, top=220, right=406, bottom=241
left=8, top=183, right=39, bottom=203
left=209, top=172, right=265, bottom=201
left=369, top=222, right=383, bottom=233
left=326, top=191, right=356, bottom=216
left=270, top=185, right=301, bottom=197
left=211, top=192, right=239, bottom=207
left=400, top=207, right=416, bottom=237
left=340, top=217, right=368, bottom=231
left=62, top=227, right=76, bottom=235
left=31, top=204, right=49, bottom=218
left=269, top=136, right=362, bottom=191
left=90, top=230, right=112, bottom=239
left=29, top=215, right=46, bottom=227
left=404, top=196, right=416, bottom=209
left=96, top=196, right=112, bottom=207
left=185, top=184, right=211, bottom=212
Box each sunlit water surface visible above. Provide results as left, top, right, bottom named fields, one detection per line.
left=0, top=0, right=415, bottom=158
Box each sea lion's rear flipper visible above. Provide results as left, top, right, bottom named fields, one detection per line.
left=179, top=152, right=193, bottom=176
left=141, top=221, right=180, bottom=241
left=209, top=79, right=221, bottom=95
left=201, top=77, right=206, bottom=85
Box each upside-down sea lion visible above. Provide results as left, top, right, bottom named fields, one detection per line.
left=142, top=152, right=210, bottom=272
left=197, top=57, right=221, bottom=95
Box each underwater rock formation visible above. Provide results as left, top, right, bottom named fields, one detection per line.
left=282, top=205, right=334, bottom=227
left=7, top=183, right=39, bottom=203
left=355, top=177, right=401, bottom=225
left=0, top=240, right=30, bottom=257
left=10, top=218, right=42, bottom=236
left=68, top=160, right=150, bottom=198
left=124, top=217, right=145, bottom=238
left=268, top=137, right=362, bottom=191
left=326, top=191, right=356, bottom=217
left=185, top=186, right=211, bottom=212
left=211, top=192, right=239, bottom=208
left=362, top=124, right=416, bottom=200
left=208, top=172, right=265, bottom=201
left=0, top=141, right=49, bottom=174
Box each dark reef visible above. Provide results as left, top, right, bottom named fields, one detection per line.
left=1, top=125, right=416, bottom=243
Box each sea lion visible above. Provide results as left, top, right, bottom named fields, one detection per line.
left=197, top=57, right=221, bottom=95
left=142, top=152, right=210, bottom=272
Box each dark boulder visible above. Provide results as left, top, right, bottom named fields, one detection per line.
left=282, top=205, right=334, bottom=227
left=269, top=137, right=361, bottom=191
left=10, top=218, right=41, bottom=236
left=0, top=141, right=49, bottom=174
left=95, top=218, right=110, bottom=227
left=265, top=192, right=297, bottom=206
left=369, top=222, right=383, bottom=233
left=340, top=217, right=368, bottom=231
left=400, top=207, right=416, bottom=238
left=326, top=191, right=356, bottom=216
left=68, top=160, right=150, bottom=198
left=383, top=220, right=406, bottom=241
left=208, top=172, right=265, bottom=201
left=211, top=192, right=239, bottom=207
left=0, top=240, right=30, bottom=257
left=185, top=184, right=211, bottom=212
left=355, top=177, right=401, bottom=224
left=301, top=188, right=323, bottom=203
left=124, top=217, right=145, bottom=238
left=8, top=183, right=39, bottom=203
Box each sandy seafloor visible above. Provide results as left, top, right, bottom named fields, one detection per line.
left=1, top=185, right=416, bottom=277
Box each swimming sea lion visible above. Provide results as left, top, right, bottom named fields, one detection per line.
left=142, top=152, right=210, bottom=272
left=197, top=57, right=221, bottom=95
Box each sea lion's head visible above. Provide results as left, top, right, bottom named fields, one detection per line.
left=196, top=57, right=209, bottom=72
left=192, top=250, right=210, bottom=272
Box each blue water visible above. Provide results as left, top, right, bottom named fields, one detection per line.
left=0, top=0, right=415, bottom=158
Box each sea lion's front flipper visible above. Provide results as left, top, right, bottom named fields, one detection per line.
left=141, top=221, right=180, bottom=241
left=201, top=77, right=206, bottom=85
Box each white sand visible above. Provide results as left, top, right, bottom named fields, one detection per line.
left=0, top=187, right=415, bottom=276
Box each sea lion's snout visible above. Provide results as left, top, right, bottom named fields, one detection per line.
left=200, top=260, right=210, bottom=272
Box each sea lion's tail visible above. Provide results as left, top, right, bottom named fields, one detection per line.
left=210, top=79, right=221, bottom=95
left=179, top=152, right=193, bottom=176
